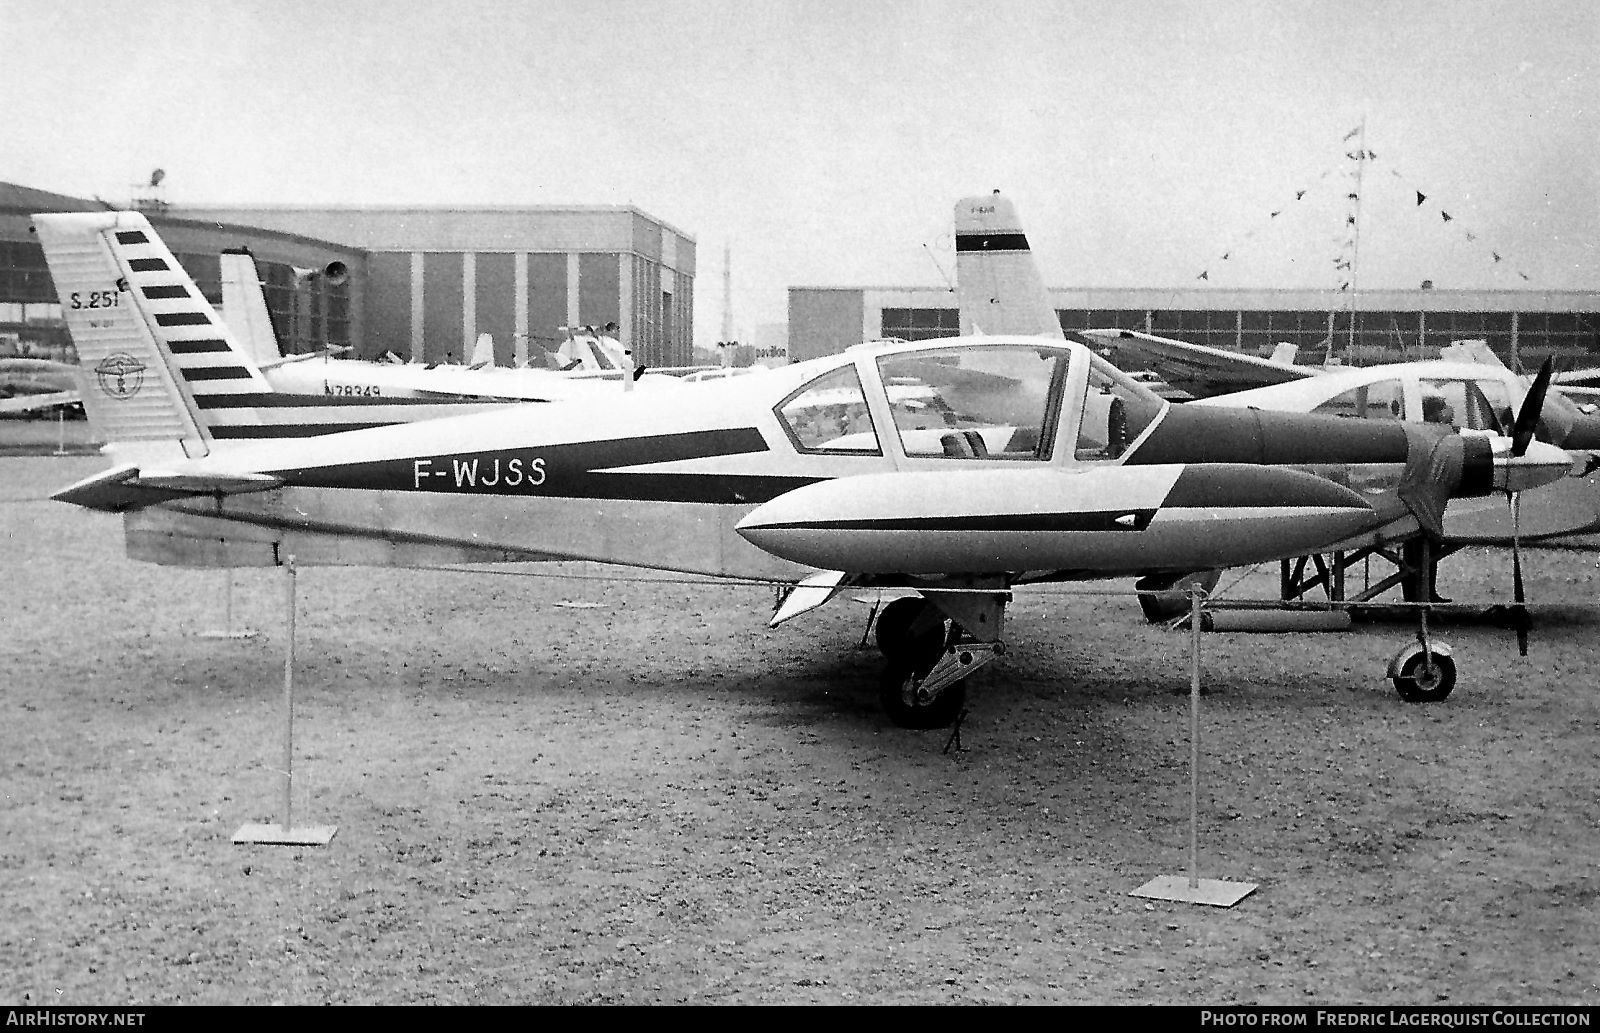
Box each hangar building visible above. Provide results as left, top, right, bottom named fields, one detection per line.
left=789, top=285, right=1600, bottom=372
left=0, top=181, right=696, bottom=370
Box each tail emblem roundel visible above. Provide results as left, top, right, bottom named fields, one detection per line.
left=94, top=353, right=147, bottom=400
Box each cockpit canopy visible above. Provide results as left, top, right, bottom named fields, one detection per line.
left=773, top=340, right=1166, bottom=463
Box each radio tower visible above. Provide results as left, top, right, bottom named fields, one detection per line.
left=719, top=244, right=734, bottom=367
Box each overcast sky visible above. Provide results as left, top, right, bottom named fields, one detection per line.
left=6, top=0, right=1595, bottom=348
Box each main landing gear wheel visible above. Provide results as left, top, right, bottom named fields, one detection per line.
left=873, top=597, right=927, bottom=658
left=878, top=622, right=966, bottom=730
left=1391, top=649, right=1456, bottom=702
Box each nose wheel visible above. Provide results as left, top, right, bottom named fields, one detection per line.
left=880, top=655, right=969, bottom=729
left=1389, top=643, right=1457, bottom=702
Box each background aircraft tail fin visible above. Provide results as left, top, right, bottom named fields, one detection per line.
left=468, top=332, right=496, bottom=369
left=954, top=191, right=1064, bottom=339
left=1269, top=342, right=1300, bottom=365
left=1440, top=339, right=1507, bottom=368
left=219, top=248, right=284, bottom=369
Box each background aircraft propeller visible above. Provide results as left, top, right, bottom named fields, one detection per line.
left=1505, top=356, right=1554, bottom=656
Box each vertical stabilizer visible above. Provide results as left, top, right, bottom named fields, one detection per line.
left=468, top=332, right=496, bottom=369
left=1440, top=339, right=1506, bottom=368
left=34, top=211, right=276, bottom=462
left=954, top=192, right=1063, bottom=339
left=219, top=248, right=284, bottom=368
left=1269, top=342, right=1300, bottom=365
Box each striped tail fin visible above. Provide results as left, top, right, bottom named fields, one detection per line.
left=954, top=192, right=1064, bottom=339
left=32, top=211, right=274, bottom=464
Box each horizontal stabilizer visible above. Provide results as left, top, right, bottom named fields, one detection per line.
left=52, top=463, right=282, bottom=513
left=0, top=390, right=79, bottom=414
left=256, top=345, right=353, bottom=370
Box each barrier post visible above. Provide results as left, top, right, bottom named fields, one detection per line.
left=233, top=556, right=336, bottom=846
left=1130, top=583, right=1257, bottom=907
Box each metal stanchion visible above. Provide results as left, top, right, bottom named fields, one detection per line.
left=1130, top=583, right=1257, bottom=907
left=234, top=556, right=335, bottom=847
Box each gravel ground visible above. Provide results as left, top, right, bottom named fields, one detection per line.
left=3, top=454, right=1599, bottom=1005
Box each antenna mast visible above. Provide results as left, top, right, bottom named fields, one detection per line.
left=1343, top=118, right=1367, bottom=357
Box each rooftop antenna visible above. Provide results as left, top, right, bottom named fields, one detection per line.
left=924, top=237, right=955, bottom=292
left=719, top=243, right=734, bottom=367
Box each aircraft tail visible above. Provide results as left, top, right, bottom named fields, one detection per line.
left=468, top=332, right=496, bottom=369
left=219, top=248, right=284, bottom=368
left=1269, top=342, right=1299, bottom=365
left=954, top=192, right=1064, bottom=339
left=32, top=211, right=270, bottom=462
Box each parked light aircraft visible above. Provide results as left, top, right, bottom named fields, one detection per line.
left=39, top=206, right=1571, bottom=725
left=1130, top=333, right=1600, bottom=543
left=221, top=247, right=705, bottom=387
left=1072, top=332, right=1600, bottom=544
left=213, top=246, right=680, bottom=406
left=0, top=356, right=83, bottom=415
left=1083, top=327, right=1600, bottom=451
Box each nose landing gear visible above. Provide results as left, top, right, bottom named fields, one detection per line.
left=870, top=585, right=1008, bottom=728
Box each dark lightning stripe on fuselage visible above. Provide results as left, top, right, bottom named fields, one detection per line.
left=267, top=427, right=818, bottom=505
left=745, top=510, right=1158, bottom=533
left=193, top=392, right=501, bottom=409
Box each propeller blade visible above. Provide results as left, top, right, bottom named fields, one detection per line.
left=1511, top=356, right=1556, bottom=457
left=1511, top=490, right=1529, bottom=657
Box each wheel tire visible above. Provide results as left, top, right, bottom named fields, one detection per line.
left=879, top=661, right=967, bottom=729
left=874, top=597, right=928, bottom=659
left=879, top=618, right=966, bottom=728
left=1393, top=651, right=1456, bottom=702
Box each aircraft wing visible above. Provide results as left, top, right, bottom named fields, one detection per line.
left=0, top=389, right=79, bottom=414
left=1554, top=383, right=1600, bottom=408
left=52, top=464, right=282, bottom=513
left=1076, top=328, right=1316, bottom=398
left=883, top=356, right=1020, bottom=392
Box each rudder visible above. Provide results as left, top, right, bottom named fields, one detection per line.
left=954, top=191, right=1064, bottom=339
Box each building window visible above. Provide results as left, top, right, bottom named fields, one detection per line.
left=880, top=307, right=959, bottom=341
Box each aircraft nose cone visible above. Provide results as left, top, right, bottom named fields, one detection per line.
left=1498, top=439, right=1573, bottom=493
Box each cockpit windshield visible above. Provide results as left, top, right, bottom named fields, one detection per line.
left=875, top=344, right=1069, bottom=460
left=774, top=364, right=882, bottom=454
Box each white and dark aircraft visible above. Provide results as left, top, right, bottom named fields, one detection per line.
left=39, top=206, right=1571, bottom=725
left=213, top=246, right=677, bottom=404
left=1081, top=328, right=1600, bottom=457
left=0, top=355, right=83, bottom=416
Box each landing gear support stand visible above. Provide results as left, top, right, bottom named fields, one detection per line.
left=234, top=556, right=336, bottom=847
left=1131, top=584, right=1258, bottom=908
